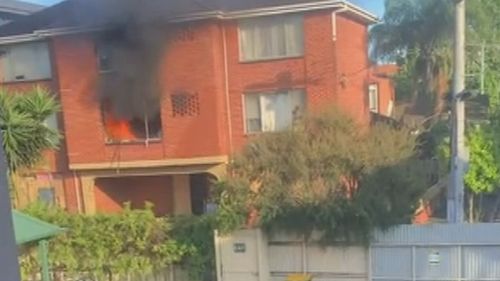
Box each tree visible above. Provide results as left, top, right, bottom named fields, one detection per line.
left=370, top=0, right=454, bottom=116
left=461, top=0, right=500, bottom=222
left=214, top=110, right=433, bottom=242
left=0, top=87, right=60, bottom=172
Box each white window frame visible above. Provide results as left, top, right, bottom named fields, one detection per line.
left=0, top=41, right=52, bottom=82
left=243, top=89, right=306, bottom=134
left=238, top=14, right=305, bottom=62
left=369, top=84, right=379, bottom=113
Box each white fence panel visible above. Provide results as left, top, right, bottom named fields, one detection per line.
left=216, top=229, right=367, bottom=281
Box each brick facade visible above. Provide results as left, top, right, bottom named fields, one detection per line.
left=4, top=10, right=373, bottom=214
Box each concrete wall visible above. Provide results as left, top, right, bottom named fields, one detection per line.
left=215, top=229, right=367, bottom=281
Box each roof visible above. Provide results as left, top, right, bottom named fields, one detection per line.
left=373, top=64, right=399, bottom=76
left=0, top=0, right=377, bottom=40
left=12, top=210, right=63, bottom=245
left=0, top=0, right=44, bottom=15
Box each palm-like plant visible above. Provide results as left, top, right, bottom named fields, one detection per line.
left=0, top=87, right=60, bottom=171
left=370, top=0, right=454, bottom=116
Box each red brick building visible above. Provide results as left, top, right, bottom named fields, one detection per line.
left=368, top=64, right=399, bottom=118
left=0, top=0, right=377, bottom=215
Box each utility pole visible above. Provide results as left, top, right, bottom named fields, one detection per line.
left=0, top=133, right=21, bottom=280
left=448, top=0, right=467, bottom=223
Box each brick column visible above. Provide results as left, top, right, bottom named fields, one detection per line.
left=172, top=174, right=192, bottom=215
left=80, top=176, right=96, bottom=214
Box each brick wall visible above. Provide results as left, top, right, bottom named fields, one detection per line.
left=369, top=64, right=398, bottom=117
left=94, top=175, right=174, bottom=216
left=51, top=11, right=371, bottom=164
left=1, top=74, right=76, bottom=212
left=335, top=14, right=371, bottom=124
left=52, top=24, right=229, bottom=166
left=3, top=10, right=372, bottom=213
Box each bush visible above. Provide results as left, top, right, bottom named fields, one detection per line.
left=214, top=110, right=433, bottom=242
left=21, top=203, right=190, bottom=280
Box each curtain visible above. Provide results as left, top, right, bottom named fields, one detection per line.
left=1, top=42, right=51, bottom=82
left=289, top=90, right=306, bottom=121
left=260, top=93, right=277, bottom=132
left=284, top=15, right=304, bottom=56
left=260, top=92, right=292, bottom=132
left=240, top=14, right=304, bottom=61
left=245, top=90, right=305, bottom=133
left=245, top=94, right=262, bottom=133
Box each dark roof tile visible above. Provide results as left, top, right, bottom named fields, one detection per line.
left=0, top=0, right=373, bottom=38
left=0, top=0, right=44, bottom=15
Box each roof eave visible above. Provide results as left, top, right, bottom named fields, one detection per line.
left=170, top=0, right=378, bottom=23
left=0, top=0, right=379, bottom=44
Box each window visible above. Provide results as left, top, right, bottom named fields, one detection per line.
left=244, top=89, right=306, bottom=133
left=0, top=41, right=52, bottom=82
left=369, top=84, right=379, bottom=113
left=96, top=39, right=163, bottom=143
left=44, top=113, right=60, bottom=145
left=102, top=100, right=162, bottom=143
left=96, top=42, right=113, bottom=73
left=38, top=187, right=55, bottom=205
left=239, top=14, right=304, bottom=61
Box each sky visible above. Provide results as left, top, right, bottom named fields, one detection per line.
left=24, top=0, right=386, bottom=18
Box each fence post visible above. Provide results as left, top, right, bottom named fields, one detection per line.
left=256, top=229, right=269, bottom=281
left=39, top=240, right=51, bottom=281
left=301, top=236, right=307, bottom=274
left=411, top=246, right=416, bottom=281
left=458, top=246, right=462, bottom=281
left=214, top=230, right=223, bottom=281
left=367, top=246, right=372, bottom=281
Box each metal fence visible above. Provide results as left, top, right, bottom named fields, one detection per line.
left=370, top=223, right=500, bottom=281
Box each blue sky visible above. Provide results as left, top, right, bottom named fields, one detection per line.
left=24, top=0, right=385, bottom=18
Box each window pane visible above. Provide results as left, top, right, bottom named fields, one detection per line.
left=38, top=187, right=55, bottom=205
left=260, top=93, right=278, bottom=132
left=284, top=15, right=304, bottom=56
left=45, top=113, right=59, bottom=131
left=96, top=42, right=113, bottom=72
left=268, top=92, right=292, bottom=131
left=369, top=84, right=379, bottom=113
left=1, top=41, right=52, bottom=82
left=289, top=89, right=306, bottom=121
left=240, top=15, right=304, bottom=61
left=245, top=90, right=306, bottom=133
left=245, top=94, right=261, bottom=133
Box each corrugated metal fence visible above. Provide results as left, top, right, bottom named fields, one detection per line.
left=371, top=223, right=500, bottom=281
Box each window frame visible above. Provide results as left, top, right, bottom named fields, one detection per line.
left=96, top=40, right=163, bottom=145
left=101, top=104, right=163, bottom=145
left=0, top=41, right=53, bottom=83
left=243, top=88, right=307, bottom=134
left=95, top=41, right=116, bottom=75
left=369, top=84, right=379, bottom=113
left=238, top=14, right=305, bottom=63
